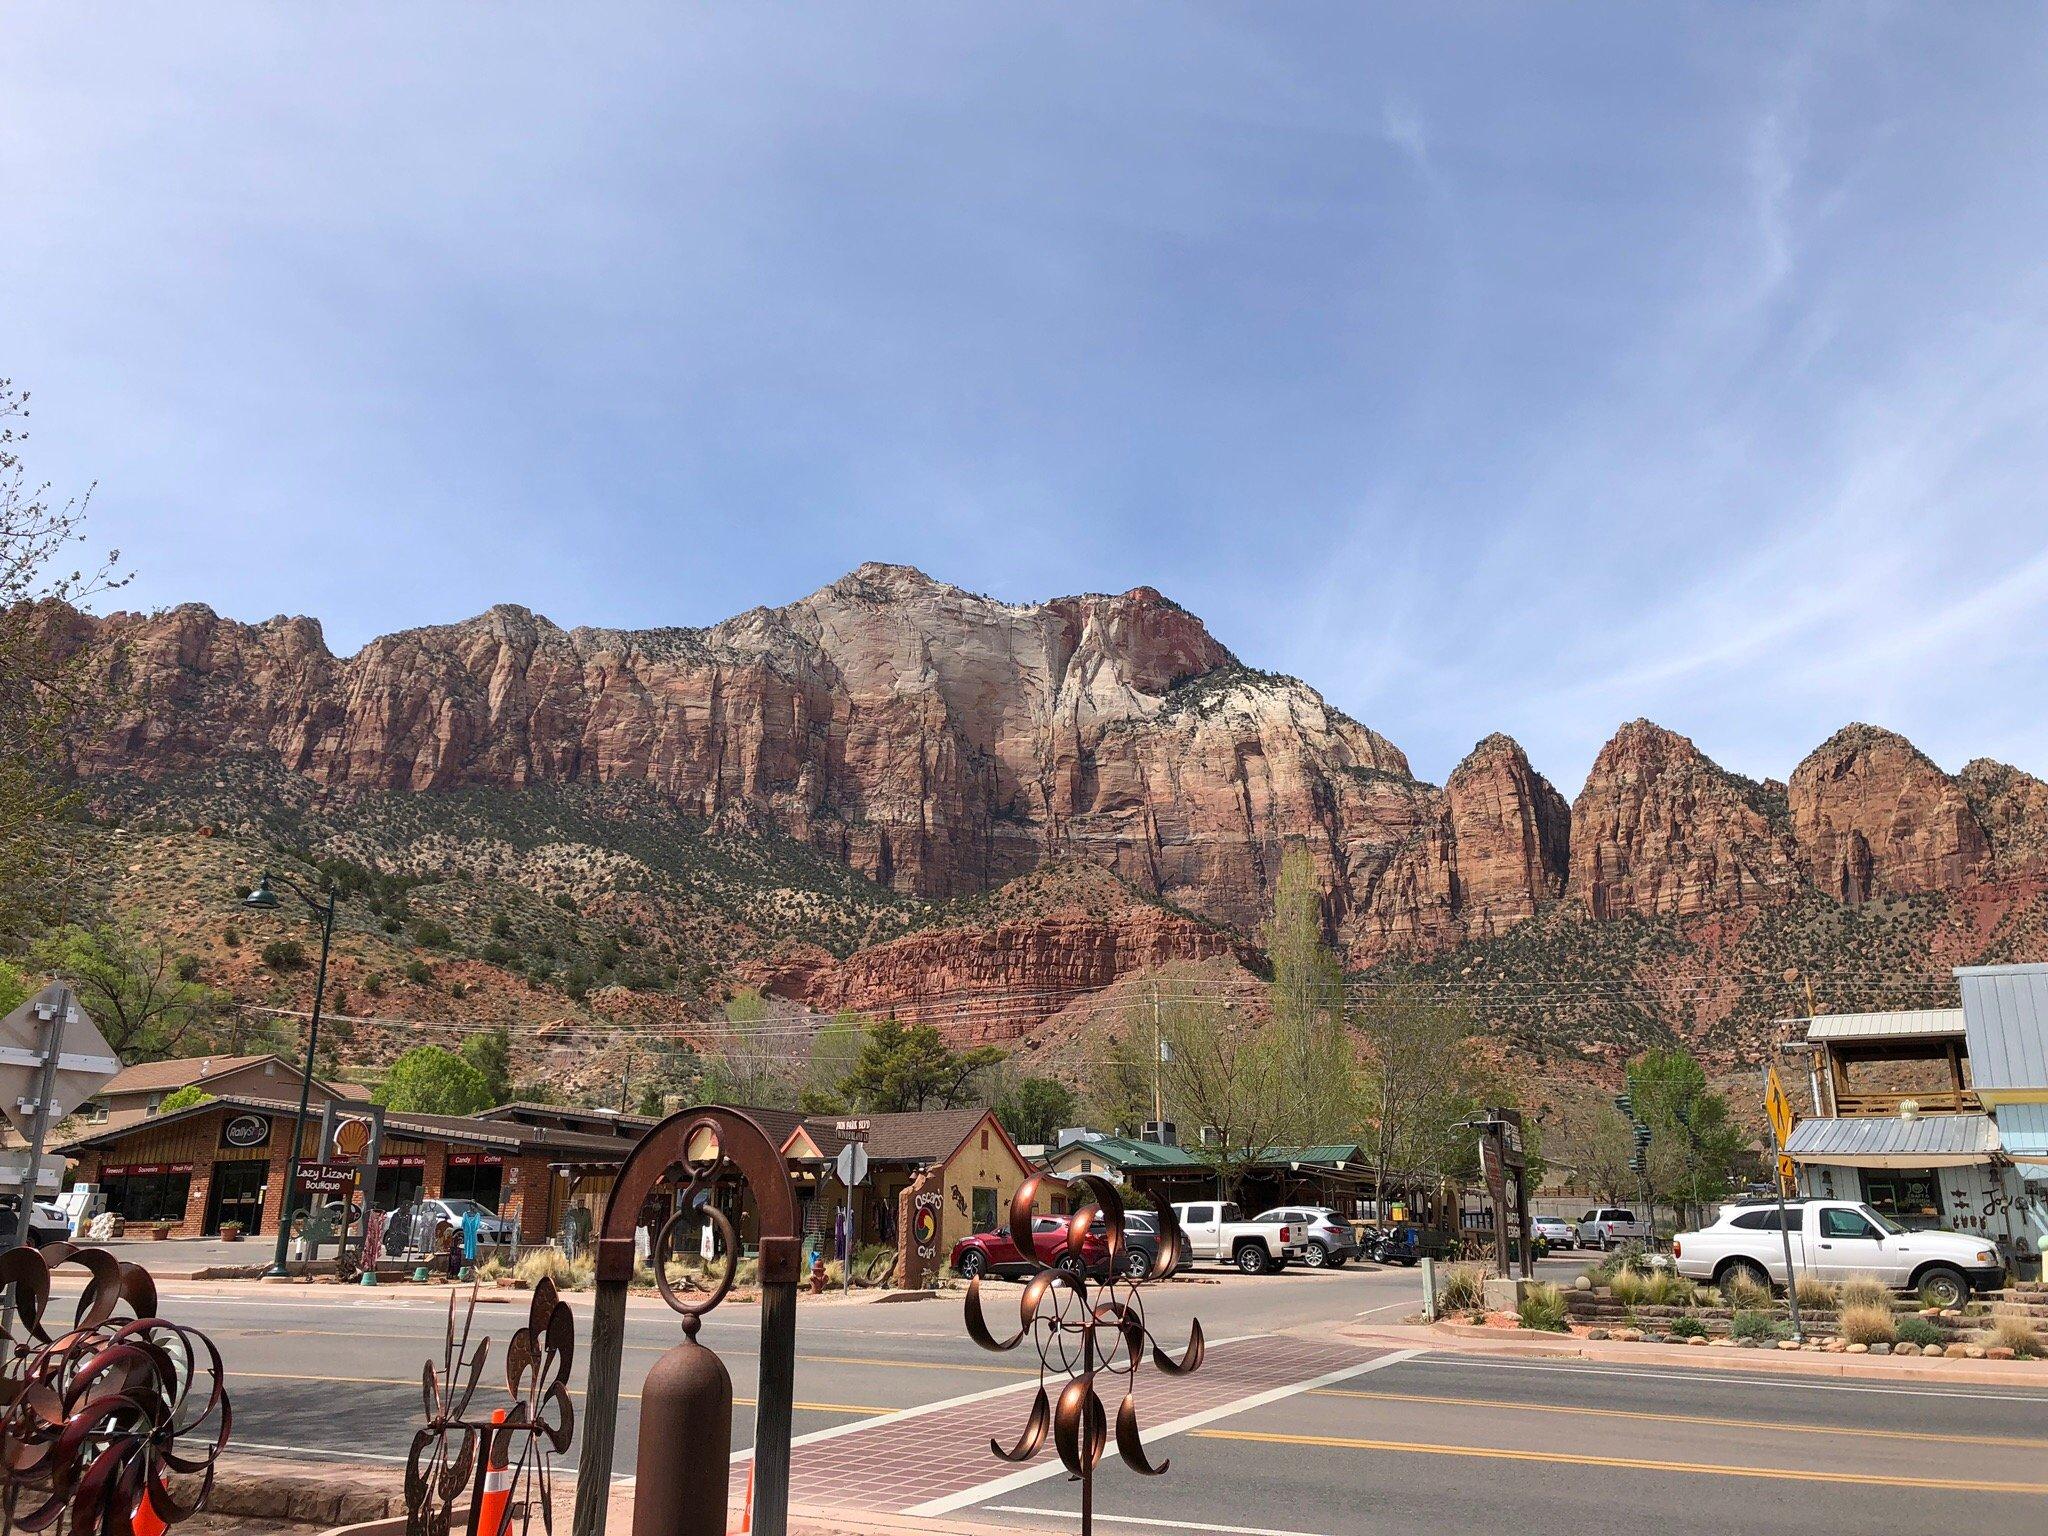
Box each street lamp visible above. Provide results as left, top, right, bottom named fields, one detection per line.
left=240, top=871, right=339, bottom=1278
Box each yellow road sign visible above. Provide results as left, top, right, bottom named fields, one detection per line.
left=1765, top=1065, right=1795, bottom=1148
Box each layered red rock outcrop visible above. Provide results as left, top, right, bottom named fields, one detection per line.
left=53, top=565, right=1565, bottom=953
left=1789, top=726, right=1991, bottom=904
left=1566, top=720, right=1799, bottom=919
left=748, top=901, right=1240, bottom=1042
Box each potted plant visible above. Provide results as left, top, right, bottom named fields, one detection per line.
left=148, top=1222, right=171, bottom=1241
left=219, top=1220, right=245, bottom=1243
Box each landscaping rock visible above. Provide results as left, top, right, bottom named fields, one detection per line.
left=1587, top=1329, right=1609, bottom=1341
left=1894, top=1342, right=1919, bottom=1356
left=1710, top=1338, right=1736, bottom=1347
left=1987, top=1347, right=2017, bottom=1361
left=1776, top=1340, right=1802, bottom=1351
left=1963, top=1344, right=1988, bottom=1359
left=1687, top=1336, right=1707, bottom=1346
left=1869, top=1342, right=1891, bottom=1355
left=1945, top=1344, right=1973, bottom=1358
left=1574, top=1275, right=1592, bottom=1290
left=1845, top=1342, right=1869, bottom=1354
left=1614, top=1328, right=1644, bottom=1343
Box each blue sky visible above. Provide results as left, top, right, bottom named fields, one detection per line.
left=5, top=5, right=2046, bottom=793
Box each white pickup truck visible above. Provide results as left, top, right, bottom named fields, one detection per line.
left=1577, top=1207, right=1654, bottom=1250
left=1671, top=1199, right=2005, bottom=1309
left=1172, top=1201, right=1304, bottom=1275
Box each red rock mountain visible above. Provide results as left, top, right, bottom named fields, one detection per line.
left=48, top=566, right=2048, bottom=967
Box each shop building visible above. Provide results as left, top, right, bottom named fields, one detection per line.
left=59, top=1094, right=628, bottom=1239
left=1781, top=966, right=2048, bottom=1270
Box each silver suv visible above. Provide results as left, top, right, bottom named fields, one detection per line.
left=1253, top=1206, right=1357, bottom=1269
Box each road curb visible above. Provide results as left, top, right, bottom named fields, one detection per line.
left=1343, top=1322, right=2048, bottom=1386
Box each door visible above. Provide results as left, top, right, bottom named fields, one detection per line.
left=1181, top=1203, right=1220, bottom=1258
left=1811, top=1205, right=1891, bottom=1282
left=205, top=1160, right=268, bottom=1236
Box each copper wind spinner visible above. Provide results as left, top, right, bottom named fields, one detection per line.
left=964, top=1174, right=1203, bottom=1531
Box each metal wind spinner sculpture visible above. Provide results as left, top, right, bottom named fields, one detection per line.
left=0, top=1245, right=231, bottom=1536
left=405, top=1280, right=575, bottom=1536
left=964, top=1175, right=1203, bottom=1534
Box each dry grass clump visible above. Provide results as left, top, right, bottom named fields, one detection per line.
left=1793, top=1276, right=1839, bottom=1310
left=514, top=1247, right=594, bottom=1289
left=1518, top=1282, right=1569, bottom=1332
left=1837, top=1302, right=1897, bottom=1346
left=1838, top=1274, right=1893, bottom=1309
left=1610, top=1269, right=1698, bottom=1308
left=1985, top=1316, right=2045, bottom=1358
left=1437, top=1264, right=1488, bottom=1313
left=1720, top=1270, right=1772, bottom=1309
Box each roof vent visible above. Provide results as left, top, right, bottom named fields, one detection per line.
left=1140, top=1121, right=1177, bottom=1147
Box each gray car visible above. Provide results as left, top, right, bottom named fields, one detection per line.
left=1253, top=1206, right=1358, bottom=1269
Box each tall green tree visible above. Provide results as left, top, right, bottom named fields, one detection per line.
left=35, top=925, right=231, bottom=1061
left=1155, top=993, right=1292, bottom=1201
left=992, top=1075, right=1080, bottom=1146
left=375, top=1046, right=493, bottom=1115
left=841, top=1019, right=1004, bottom=1113
left=457, top=1026, right=513, bottom=1105
left=797, top=1012, right=867, bottom=1114
left=1264, top=844, right=1357, bottom=1146
left=0, top=383, right=124, bottom=940
left=1355, top=985, right=1486, bottom=1214
left=1626, top=1048, right=1749, bottom=1226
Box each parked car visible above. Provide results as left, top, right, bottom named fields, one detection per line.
left=1172, top=1201, right=1302, bottom=1274
left=0, top=1197, right=71, bottom=1248
left=1252, top=1207, right=1357, bottom=1269
left=387, top=1197, right=514, bottom=1251
left=1531, top=1214, right=1580, bottom=1249
left=1670, top=1199, right=2003, bottom=1309
left=1578, top=1207, right=1653, bottom=1250
left=952, top=1216, right=1106, bottom=1280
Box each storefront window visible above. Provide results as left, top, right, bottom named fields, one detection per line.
left=1861, top=1170, right=1943, bottom=1223
left=443, top=1161, right=503, bottom=1208
left=103, top=1167, right=192, bottom=1224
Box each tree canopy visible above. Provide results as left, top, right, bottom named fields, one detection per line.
left=992, top=1075, right=1079, bottom=1146
left=840, top=1018, right=1004, bottom=1113
left=375, top=1045, right=493, bottom=1116
left=156, top=1085, right=213, bottom=1114
left=35, top=925, right=231, bottom=1061
left=457, top=1026, right=512, bottom=1106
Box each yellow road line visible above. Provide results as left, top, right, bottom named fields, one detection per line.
left=1308, top=1387, right=2048, bottom=1451
left=1189, top=1429, right=2048, bottom=1495
left=230, top=1371, right=885, bottom=1415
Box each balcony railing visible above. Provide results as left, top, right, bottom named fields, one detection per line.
left=1831, top=1088, right=1981, bottom=1117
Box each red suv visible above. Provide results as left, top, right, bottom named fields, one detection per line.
left=951, top=1216, right=1109, bottom=1280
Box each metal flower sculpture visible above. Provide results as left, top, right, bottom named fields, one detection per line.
left=0, top=1244, right=232, bottom=1536
left=405, top=1280, right=575, bottom=1536
left=964, top=1175, right=1203, bottom=1533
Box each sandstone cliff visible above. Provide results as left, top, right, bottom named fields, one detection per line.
left=46, top=569, right=2048, bottom=975
left=1566, top=720, right=1800, bottom=919
left=1789, top=726, right=1992, bottom=904
left=54, top=565, right=1569, bottom=956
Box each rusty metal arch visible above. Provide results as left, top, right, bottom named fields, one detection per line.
left=571, top=1107, right=802, bottom=1536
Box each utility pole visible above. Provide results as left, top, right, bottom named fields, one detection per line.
left=1150, top=986, right=1164, bottom=1128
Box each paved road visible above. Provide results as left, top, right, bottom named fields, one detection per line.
left=70, top=1254, right=2048, bottom=1534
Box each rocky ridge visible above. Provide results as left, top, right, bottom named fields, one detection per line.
left=47, top=567, right=2048, bottom=990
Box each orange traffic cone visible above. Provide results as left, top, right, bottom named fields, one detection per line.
left=475, top=1408, right=514, bottom=1536
left=737, top=1462, right=754, bottom=1534
left=131, top=1489, right=167, bottom=1536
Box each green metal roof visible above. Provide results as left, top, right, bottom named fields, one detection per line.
left=1058, top=1135, right=1205, bottom=1169
left=1262, top=1144, right=1364, bottom=1167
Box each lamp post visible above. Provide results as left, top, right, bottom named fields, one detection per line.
left=241, top=872, right=339, bottom=1279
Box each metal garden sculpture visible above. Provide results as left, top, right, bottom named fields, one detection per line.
left=404, top=1280, right=575, bottom=1536
left=0, top=1245, right=231, bottom=1536
left=965, top=1174, right=1204, bottom=1535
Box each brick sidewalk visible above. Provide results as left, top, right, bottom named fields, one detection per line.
left=733, top=1333, right=1398, bottom=1519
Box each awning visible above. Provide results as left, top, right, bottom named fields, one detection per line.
left=1991, top=1103, right=2048, bottom=1167
left=1783, top=1114, right=1998, bottom=1170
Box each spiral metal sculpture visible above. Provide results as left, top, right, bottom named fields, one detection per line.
left=964, top=1175, right=1203, bottom=1533
left=0, top=1244, right=232, bottom=1536
left=405, top=1279, right=575, bottom=1536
